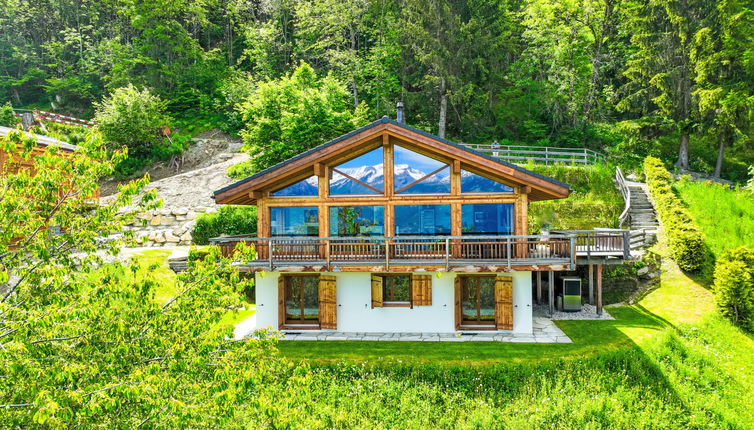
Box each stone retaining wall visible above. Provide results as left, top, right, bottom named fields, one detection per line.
left=124, top=207, right=216, bottom=247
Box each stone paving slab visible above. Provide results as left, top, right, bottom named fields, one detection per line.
left=270, top=317, right=572, bottom=343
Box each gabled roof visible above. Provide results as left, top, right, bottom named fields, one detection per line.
left=213, top=117, right=571, bottom=204
left=0, top=126, right=79, bottom=152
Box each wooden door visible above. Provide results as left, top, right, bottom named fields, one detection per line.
left=454, top=276, right=461, bottom=330
left=318, top=275, right=337, bottom=329
left=277, top=275, right=285, bottom=330
left=494, top=276, right=513, bottom=330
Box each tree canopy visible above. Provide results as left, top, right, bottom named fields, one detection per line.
left=0, top=0, right=752, bottom=179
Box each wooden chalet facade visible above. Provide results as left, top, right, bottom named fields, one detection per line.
left=213, top=117, right=627, bottom=334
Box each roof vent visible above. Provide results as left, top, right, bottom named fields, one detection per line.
left=396, top=101, right=405, bottom=123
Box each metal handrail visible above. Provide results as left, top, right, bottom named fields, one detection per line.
left=463, top=143, right=606, bottom=165
left=615, top=167, right=631, bottom=228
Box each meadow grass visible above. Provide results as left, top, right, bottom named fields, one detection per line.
left=526, top=163, right=623, bottom=232
left=674, top=178, right=754, bottom=258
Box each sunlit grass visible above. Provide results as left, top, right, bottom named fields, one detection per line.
left=674, top=179, right=754, bottom=257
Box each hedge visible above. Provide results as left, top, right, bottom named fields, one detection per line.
left=643, top=157, right=707, bottom=271
left=191, top=206, right=257, bottom=245
left=714, top=246, right=754, bottom=331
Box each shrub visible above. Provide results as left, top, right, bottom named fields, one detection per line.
left=0, top=102, right=20, bottom=127
left=94, top=84, right=170, bottom=159
left=714, top=246, right=754, bottom=331
left=643, top=157, right=708, bottom=272
left=192, top=206, right=257, bottom=245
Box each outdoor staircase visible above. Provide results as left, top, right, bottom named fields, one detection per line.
left=627, top=183, right=659, bottom=231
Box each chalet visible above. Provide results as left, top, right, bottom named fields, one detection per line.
left=0, top=126, right=80, bottom=175
left=212, top=116, right=632, bottom=335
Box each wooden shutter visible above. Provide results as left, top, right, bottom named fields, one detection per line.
left=277, top=275, right=285, bottom=330
left=495, top=276, right=513, bottom=330
left=411, top=274, right=433, bottom=306
left=454, top=276, right=461, bottom=330
left=370, top=274, right=383, bottom=308
left=319, top=275, right=337, bottom=329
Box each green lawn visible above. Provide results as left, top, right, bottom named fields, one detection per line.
left=674, top=178, right=754, bottom=257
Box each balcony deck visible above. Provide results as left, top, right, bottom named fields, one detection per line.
left=210, top=230, right=642, bottom=273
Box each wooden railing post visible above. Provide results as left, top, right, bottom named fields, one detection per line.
left=623, top=230, right=630, bottom=259
left=268, top=239, right=274, bottom=270
left=506, top=237, right=512, bottom=270
left=444, top=238, right=450, bottom=271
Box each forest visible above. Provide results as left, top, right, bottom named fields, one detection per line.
left=1, top=0, right=753, bottom=181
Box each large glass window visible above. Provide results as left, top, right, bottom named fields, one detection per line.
left=270, top=207, right=319, bottom=236
left=461, top=170, right=513, bottom=193
left=394, top=145, right=450, bottom=194
left=394, top=205, right=451, bottom=235
left=329, top=206, right=384, bottom=236
left=271, top=176, right=319, bottom=196
left=460, top=276, right=496, bottom=324
left=461, top=203, right=514, bottom=235
left=329, top=147, right=384, bottom=195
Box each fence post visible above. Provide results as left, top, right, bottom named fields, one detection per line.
left=506, top=238, right=512, bottom=270
left=385, top=238, right=390, bottom=270
left=445, top=238, right=450, bottom=272
left=268, top=240, right=273, bottom=270
left=623, top=230, right=631, bottom=259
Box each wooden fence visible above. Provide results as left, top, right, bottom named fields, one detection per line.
left=463, top=143, right=606, bottom=165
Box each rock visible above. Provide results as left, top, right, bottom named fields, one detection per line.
left=150, top=216, right=162, bottom=226
left=180, top=231, right=193, bottom=242
left=154, top=233, right=167, bottom=244
left=172, top=207, right=188, bottom=216
left=637, top=266, right=650, bottom=276
left=186, top=211, right=197, bottom=220
left=175, top=215, right=186, bottom=221
left=164, top=232, right=180, bottom=243
left=161, top=217, right=175, bottom=226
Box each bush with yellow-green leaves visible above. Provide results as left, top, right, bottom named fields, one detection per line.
left=714, top=246, right=754, bottom=331
left=643, top=157, right=708, bottom=272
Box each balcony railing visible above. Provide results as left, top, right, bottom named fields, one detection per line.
left=209, top=230, right=634, bottom=270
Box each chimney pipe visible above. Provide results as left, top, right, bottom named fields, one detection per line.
left=396, top=101, right=404, bottom=123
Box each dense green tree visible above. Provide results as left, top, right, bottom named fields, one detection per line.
left=692, top=0, right=754, bottom=178
left=0, top=102, right=19, bottom=127
left=619, top=0, right=715, bottom=170
left=230, top=62, right=369, bottom=176
left=94, top=84, right=170, bottom=159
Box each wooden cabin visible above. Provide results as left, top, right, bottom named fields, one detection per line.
left=213, top=117, right=630, bottom=334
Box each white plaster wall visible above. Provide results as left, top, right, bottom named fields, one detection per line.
left=254, top=271, right=533, bottom=334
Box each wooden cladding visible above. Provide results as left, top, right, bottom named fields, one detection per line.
left=411, top=275, right=432, bottom=306
left=318, top=275, right=337, bottom=329
left=494, top=276, right=513, bottom=330
left=454, top=276, right=462, bottom=330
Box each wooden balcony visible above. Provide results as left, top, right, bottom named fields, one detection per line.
left=210, top=230, right=636, bottom=273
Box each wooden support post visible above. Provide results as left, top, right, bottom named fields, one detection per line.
left=548, top=270, right=554, bottom=315
left=596, top=264, right=603, bottom=315
left=588, top=264, right=594, bottom=305
left=536, top=271, right=542, bottom=305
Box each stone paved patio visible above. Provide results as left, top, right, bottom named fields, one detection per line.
left=276, top=317, right=571, bottom=343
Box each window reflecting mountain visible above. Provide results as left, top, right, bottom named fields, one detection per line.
left=271, top=176, right=319, bottom=196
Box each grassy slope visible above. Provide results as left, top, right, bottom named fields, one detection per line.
left=673, top=179, right=754, bottom=257
left=527, top=163, right=623, bottom=232
left=270, top=232, right=754, bottom=428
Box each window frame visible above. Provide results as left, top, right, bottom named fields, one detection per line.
left=282, top=274, right=321, bottom=325
left=380, top=274, right=412, bottom=307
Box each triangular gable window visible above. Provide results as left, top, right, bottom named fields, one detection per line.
left=394, top=145, right=450, bottom=194
left=329, top=147, right=384, bottom=195
left=271, top=176, right=319, bottom=196
left=461, top=170, right=513, bottom=193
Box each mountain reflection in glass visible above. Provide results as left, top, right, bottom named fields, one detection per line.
left=394, top=205, right=451, bottom=235
left=329, top=147, right=384, bottom=195
left=270, top=207, right=319, bottom=236
left=461, top=204, right=514, bottom=235
left=394, top=145, right=450, bottom=194
left=329, top=206, right=384, bottom=236
left=271, top=176, right=319, bottom=196
left=460, top=170, right=513, bottom=193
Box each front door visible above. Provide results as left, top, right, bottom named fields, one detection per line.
left=460, top=276, right=496, bottom=328
left=284, top=275, right=320, bottom=326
